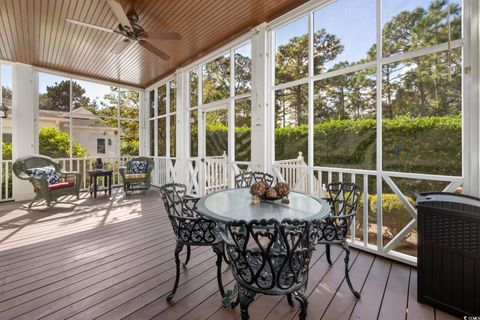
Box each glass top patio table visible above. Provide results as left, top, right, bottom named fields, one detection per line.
left=197, top=187, right=330, bottom=223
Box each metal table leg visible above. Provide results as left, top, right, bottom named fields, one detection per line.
left=93, top=176, right=97, bottom=198
left=108, top=173, right=112, bottom=196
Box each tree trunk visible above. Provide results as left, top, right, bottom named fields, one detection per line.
left=295, top=87, right=302, bottom=126
left=418, top=83, right=427, bottom=116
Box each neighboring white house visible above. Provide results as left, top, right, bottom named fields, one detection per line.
left=2, top=99, right=118, bottom=157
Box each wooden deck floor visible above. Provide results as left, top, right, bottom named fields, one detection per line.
left=0, top=188, right=459, bottom=320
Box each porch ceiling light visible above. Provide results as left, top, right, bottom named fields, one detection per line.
left=0, top=103, right=8, bottom=119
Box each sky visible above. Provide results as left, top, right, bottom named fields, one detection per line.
left=38, top=72, right=113, bottom=106
left=275, top=0, right=462, bottom=69
left=1, top=64, right=12, bottom=90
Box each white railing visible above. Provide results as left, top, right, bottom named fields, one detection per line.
left=272, top=160, right=463, bottom=265
left=186, top=155, right=252, bottom=196
left=204, top=156, right=229, bottom=194
left=0, top=160, right=13, bottom=201
left=55, top=156, right=131, bottom=190
left=275, top=152, right=320, bottom=195
left=152, top=157, right=179, bottom=187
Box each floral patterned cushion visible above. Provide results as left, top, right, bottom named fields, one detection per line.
left=129, top=160, right=148, bottom=174
left=27, top=165, right=60, bottom=184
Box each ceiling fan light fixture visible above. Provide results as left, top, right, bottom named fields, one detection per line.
left=64, top=0, right=181, bottom=61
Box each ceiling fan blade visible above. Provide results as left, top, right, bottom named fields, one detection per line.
left=111, top=38, right=132, bottom=54
left=138, top=40, right=170, bottom=60
left=144, top=31, right=182, bottom=40
left=106, top=0, right=133, bottom=29
left=66, top=18, right=114, bottom=33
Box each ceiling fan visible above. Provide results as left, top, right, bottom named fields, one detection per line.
left=65, top=0, right=181, bottom=60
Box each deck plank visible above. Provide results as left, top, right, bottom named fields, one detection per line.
left=0, top=214, right=166, bottom=271
left=378, top=262, right=411, bottom=320
left=46, top=246, right=217, bottom=320
left=262, top=246, right=349, bottom=320
left=0, top=189, right=461, bottom=320
left=321, top=251, right=375, bottom=320
left=348, top=256, right=392, bottom=320
left=407, top=268, right=435, bottom=320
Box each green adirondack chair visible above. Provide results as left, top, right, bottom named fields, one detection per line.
left=13, top=155, right=81, bottom=208
left=119, top=157, right=154, bottom=194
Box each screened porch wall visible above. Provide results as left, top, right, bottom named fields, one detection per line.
left=144, top=0, right=480, bottom=266
left=2, top=0, right=478, bottom=266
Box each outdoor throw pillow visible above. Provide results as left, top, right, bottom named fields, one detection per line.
left=129, top=160, right=148, bottom=174
left=27, top=165, right=60, bottom=185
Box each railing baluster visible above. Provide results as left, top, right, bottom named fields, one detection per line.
left=0, top=157, right=3, bottom=200
left=5, top=161, right=8, bottom=200
left=82, top=158, right=85, bottom=189
left=318, top=170, right=323, bottom=196
left=350, top=173, right=356, bottom=244
left=363, top=174, right=369, bottom=248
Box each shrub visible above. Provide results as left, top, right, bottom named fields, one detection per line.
left=204, top=115, right=462, bottom=176
left=39, top=127, right=87, bottom=158
left=356, top=193, right=415, bottom=240
left=2, top=142, right=11, bottom=160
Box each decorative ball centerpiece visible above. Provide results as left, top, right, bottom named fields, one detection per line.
left=275, top=182, right=290, bottom=204
left=250, top=182, right=267, bottom=204
left=250, top=181, right=290, bottom=204
left=265, top=188, right=278, bottom=199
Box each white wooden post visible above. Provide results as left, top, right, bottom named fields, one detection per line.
left=251, top=23, right=269, bottom=172
left=138, top=90, right=148, bottom=156
left=463, top=0, right=480, bottom=197
left=12, top=63, right=37, bottom=201
left=175, top=69, right=187, bottom=185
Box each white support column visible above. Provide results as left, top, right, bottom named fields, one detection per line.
left=175, top=69, right=188, bottom=185
left=228, top=47, right=236, bottom=188
left=250, top=23, right=269, bottom=172
left=139, top=90, right=148, bottom=156
left=463, top=0, right=480, bottom=197
left=12, top=63, right=37, bottom=201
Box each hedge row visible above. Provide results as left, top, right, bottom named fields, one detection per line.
left=205, top=115, right=462, bottom=176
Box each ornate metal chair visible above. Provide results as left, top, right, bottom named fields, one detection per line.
left=318, top=182, right=362, bottom=298
left=13, top=155, right=81, bottom=208
left=119, top=157, right=154, bottom=194
left=234, top=171, right=274, bottom=188
left=159, top=183, right=225, bottom=302
left=221, top=218, right=318, bottom=320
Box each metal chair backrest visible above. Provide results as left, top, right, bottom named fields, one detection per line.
left=222, top=218, right=317, bottom=294
left=327, top=182, right=361, bottom=217
left=159, top=183, right=186, bottom=218
left=318, top=182, right=362, bottom=242
left=234, top=171, right=252, bottom=188
left=234, top=171, right=274, bottom=188
left=160, top=183, right=219, bottom=245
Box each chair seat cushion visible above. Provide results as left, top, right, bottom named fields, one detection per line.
left=48, top=181, right=75, bottom=190
left=27, top=165, right=60, bottom=184
left=125, top=173, right=147, bottom=180
left=129, top=161, right=148, bottom=174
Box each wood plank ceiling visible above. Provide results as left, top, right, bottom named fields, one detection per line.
left=0, top=0, right=307, bottom=88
